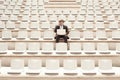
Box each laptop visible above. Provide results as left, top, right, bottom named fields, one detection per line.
left=57, top=29, right=66, bottom=35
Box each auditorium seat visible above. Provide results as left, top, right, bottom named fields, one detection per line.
left=6, top=21, right=15, bottom=29
left=13, top=42, right=26, bottom=54
left=41, top=42, right=54, bottom=54
left=63, top=59, right=78, bottom=75
left=26, top=59, right=42, bottom=74
left=8, top=59, right=24, bottom=74
left=96, top=30, right=107, bottom=40
left=83, top=43, right=96, bottom=54
left=69, top=42, right=81, bottom=54
left=81, top=60, right=96, bottom=74
left=0, top=43, right=8, bottom=54
left=97, top=43, right=110, bottom=54
left=43, top=30, right=54, bottom=40
left=30, top=30, right=41, bottom=40
left=27, top=42, right=40, bottom=54
left=45, top=59, right=60, bottom=75
left=98, top=59, right=115, bottom=74
left=112, top=30, right=120, bottom=40
left=17, top=30, right=28, bottom=40
left=2, top=30, right=12, bottom=40
left=56, top=43, right=67, bottom=54
left=69, top=30, right=81, bottom=40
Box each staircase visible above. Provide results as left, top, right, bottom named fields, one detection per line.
left=44, top=0, right=80, bottom=8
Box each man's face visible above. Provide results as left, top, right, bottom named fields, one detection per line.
left=59, top=21, right=64, bottom=26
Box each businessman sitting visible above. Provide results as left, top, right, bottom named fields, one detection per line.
left=54, top=20, right=69, bottom=43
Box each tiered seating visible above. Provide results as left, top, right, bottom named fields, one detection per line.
left=0, top=59, right=119, bottom=75
left=0, top=0, right=120, bottom=80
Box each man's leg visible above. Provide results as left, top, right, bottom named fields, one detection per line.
left=56, top=35, right=60, bottom=43
left=63, top=35, right=68, bottom=43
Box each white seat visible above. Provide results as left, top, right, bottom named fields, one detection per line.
left=98, top=60, right=114, bottom=74
left=0, top=15, right=9, bottom=21
left=81, top=60, right=96, bottom=74
left=46, top=10, right=54, bottom=15
left=63, top=59, right=78, bottom=75
left=10, top=15, right=18, bottom=21
left=64, top=21, right=72, bottom=28
left=112, top=30, right=120, bottom=40
left=6, top=21, right=15, bottom=29
left=95, top=22, right=105, bottom=29
left=68, top=15, right=75, bottom=21
left=86, top=15, right=94, bottom=22
left=69, top=43, right=81, bottom=54
left=54, top=10, right=62, bottom=15
left=39, top=10, right=46, bottom=15
left=43, top=30, right=54, bottom=40
left=30, top=30, right=41, bottom=40
left=69, top=30, right=80, bottom=40
left=8, top=59, right=24, bottom=74
left=83, top=43, right=96, bottom=54
left=0, top=21, right=5, bottom=29
left=26, top=59, right=42, bottom=74
left=19, top=22, right=29, bottom=29
left=71, top=10, right=78, bottom=15
left=45, top=59, right=60, bottom=75
left=77, top=15, right=85, bottom=21
left=13, top=42, right=26, bottom=54
left=116, top=43, right=120, bottom=54
left=73, top=21, right=83, bottom=29
left=83, top=30, right=94, bottom=40
left=58, top=15, right=66, bottom=21
left=97, top=43, right=110, bottom=54
left=30, top=22, right=39, bottom=29
left=41, top=22, right=50, bottom=29
left=22, top=15, right=29, bottom=21
left=95, top=16, right=104, bottom=22
left=0, top=43, right=8, bottom=54
left=40, top=15, right=48, bottom=22
left=41, top=42, right=54, bottom=54
left=30, top=15, right=39, bottom=21
left=109, top=21, right=119, bottom=29
left=63, top=10, right=70, bottom=15
left=27, top=43, right=40, bottom=54
left=84, top=22, right=94, bottom=29
left=17, top=30, right=28, bottom=40
left=2, top=30, right=12, bottom=40
left=96, top=30, right=107, bottom=40
left=49, top=15, right=57, bottom=22
left=56, top=43, right=67, bottom=54
left=107, top=15, right=115, bottom=21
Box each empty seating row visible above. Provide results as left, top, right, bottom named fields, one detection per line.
left=0, top=30, right=120, bottom=40
left=0, top=59, right=118, bottom=75
left=0, top=42, right=120, bottom=54
left=0, top=21, right=120, bottom=29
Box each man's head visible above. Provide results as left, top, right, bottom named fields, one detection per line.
left=59, top=20, right=65, bottom=26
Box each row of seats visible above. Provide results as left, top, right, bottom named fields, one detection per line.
left=0, top=59, right=118, bottom=75
left=0, top=21, right=119, bottom=29
left=1, top=10, right=120, bottom=16
left=0, top=43, right=120, bottom=54
left=0, top=30, right=120, bottom=40
left=1, top=15, right=120, bottom=22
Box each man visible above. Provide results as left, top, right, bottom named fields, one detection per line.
left=54, top=20, right=69, bottom=43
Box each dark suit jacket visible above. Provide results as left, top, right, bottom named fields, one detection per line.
left=54, top=25, right=69, bottom=35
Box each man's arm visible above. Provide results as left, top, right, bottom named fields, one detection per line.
left=54, top=26, right=57, bottom=33
left=66, top=26, right=69, bottom=35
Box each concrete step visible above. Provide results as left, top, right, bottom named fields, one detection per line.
left=44, top=4, right=80, bottom=8
left=45, top=2, right=78, bottom=5
left=49, top=0, right=76, bottom=2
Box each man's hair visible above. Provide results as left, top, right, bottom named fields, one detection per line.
left=59, top=20, right=65, bottom=22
